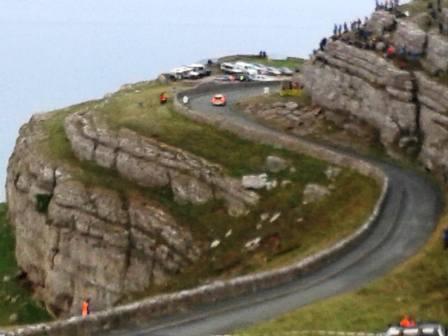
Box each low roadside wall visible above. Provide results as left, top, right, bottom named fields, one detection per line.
left=0, top=83, right=389, bottom=336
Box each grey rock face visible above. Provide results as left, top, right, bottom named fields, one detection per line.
left=367, top=10, right=396, bottom=35
left=394, top=21, right=427, bottom=55
left=423, top=33, right=448, bottom=75
left=303, top=41, right=417, bottom=152
left=64, top=111, right=258, bottom=216
left=170, top=171, right=214, bottom=204
left=6, top=114, right=201, bottom=317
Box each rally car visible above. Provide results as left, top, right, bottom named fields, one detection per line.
left=211, top=94, right=227, bottom=106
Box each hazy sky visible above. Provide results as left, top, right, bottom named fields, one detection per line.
left=0, top=0, right=406, bottom=201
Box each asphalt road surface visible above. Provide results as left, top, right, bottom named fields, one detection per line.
left=110, top=83, right=441, bottom=336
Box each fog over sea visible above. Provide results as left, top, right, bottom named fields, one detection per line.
left=0, top=0, right=409, bottom=201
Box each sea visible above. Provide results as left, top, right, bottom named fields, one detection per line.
left=0, top=0, right=409, bottom=201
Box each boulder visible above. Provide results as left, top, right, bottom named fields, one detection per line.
left=285, top=102, right=299, bottom=110
left=242, top=174, right=268, bottom=190
left=394, top=21, right=427, bottom=55
left=265, top=156, right=289, bottom=173
left=366, top=10, right=396, bottom=35
left=423, top=33, right=448, bottom=75
left=303, top=184, right=331, bottom=203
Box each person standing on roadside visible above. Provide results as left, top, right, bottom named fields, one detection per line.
left=82, top=298, right=91, bottom=317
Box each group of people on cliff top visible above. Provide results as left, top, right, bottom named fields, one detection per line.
left=375, top=0, right=400, bottom=11
left=332, top=18, right=368, bottom=38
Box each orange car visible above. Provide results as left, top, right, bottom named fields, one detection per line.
left=211, top=94, right=227, bottom=106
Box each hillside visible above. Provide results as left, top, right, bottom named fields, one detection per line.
left=4, top=77, right=380, bottom=321
left=238, top=0, right=448, bottom=333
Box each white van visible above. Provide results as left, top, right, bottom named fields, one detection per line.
left=220, top=62, right=244, bottom=75
left=234, top=61, right=258, bottom=76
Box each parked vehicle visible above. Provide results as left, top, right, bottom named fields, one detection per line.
left=254, top=63, right=269, bottom=75
left=220, top=62, right=244, bottom=75
left=266, top=66, right=282, bottom=76
left=385, top=324, right=446, bottom=336
left=234, top=61, right=258, bottom=76
left=280, top=67, right=294, bottom=76
left=211, top=94, right=227, bottom=106
left=249, top=74, right=277, bottom=82
left=215, top=75, right=235, bottom=82
left=187, top=64, right=212, bottom=77
left=169, top=66, right=200, bottom=80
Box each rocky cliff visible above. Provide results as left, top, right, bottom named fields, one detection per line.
left=303, top=9, right=448, bottom=177
left=6, top=110, right=242, bottom=316
left=64, top=110, right=258, bottom=216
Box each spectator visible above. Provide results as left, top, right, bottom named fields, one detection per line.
left=443, top=227, right=448, bottom=250
left=338, top=24, right=343, bottom=35
left=344, top=22, right=348, bottom=33
left=333, top=24, right=338, bottom=36
left=319, top=38, right=328, bottom=51
left=386, top=44, right=396, bottom=58
left=82, top=298, right=90, bottom=317
left=400, top=315, right=411, bottom=328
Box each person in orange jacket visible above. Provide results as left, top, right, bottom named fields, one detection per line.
left=160, top=92, right=168, bottom=105
left=400, top=314, right=417, bottom=328
left=82, top=298, right=90, bottom=317
left=400, top=315, right=411, bottom=327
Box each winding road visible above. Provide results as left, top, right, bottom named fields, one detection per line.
left=111, top=83, right=441, bottom=336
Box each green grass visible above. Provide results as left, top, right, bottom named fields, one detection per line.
left=0, top=204, right=51, bottom=326
left=94, top=82, right=319, bottom=177
left=33, top=82, right=380, bottom=302
left=239, top=208, right=448, bottom=335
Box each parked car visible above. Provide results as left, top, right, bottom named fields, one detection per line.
left=211, top=94, right=227, bottom=106
left=254, top=63, right=269, bottom=75
left=280, top=67, right=294, bottom=76
left=234, top=61, right=258, bottom=76
left=249, top=74, right=277, bottom=82
left=220, top=62, right=244, bottom=75
left=187, top=64, right=212, bottom=77
left=169, top=66, right=200, bottom=80
left=385, top=324, right=446, bottom=336
left=215, top=75, right=235, bottom=82
left=266, top=66, right=282, bottom=76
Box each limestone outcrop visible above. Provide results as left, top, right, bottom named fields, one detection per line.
left=65, top=110, right=259, bottom=217
left=6, top=113, right=200, bottom=316
left=302, top=10, right=448, bottom=179
left=416, top=72, right=448, bottom=178
left=303, top=40, right=418, bottom=153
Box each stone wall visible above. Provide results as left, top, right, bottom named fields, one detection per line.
left=64, top=110, right=259, bottom=217
left=6, top=113, right=200, bottom=317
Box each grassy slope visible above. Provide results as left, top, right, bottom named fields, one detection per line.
left=238, top=3, right=448, bottom=330
left=35, top=81, right=379, bottom=300
left=0, top=204, right=51, bottom=326
left=241, top=208, right=448, bottom=335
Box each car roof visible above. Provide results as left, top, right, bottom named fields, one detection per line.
left=188, top=63, right=205, bottom=68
